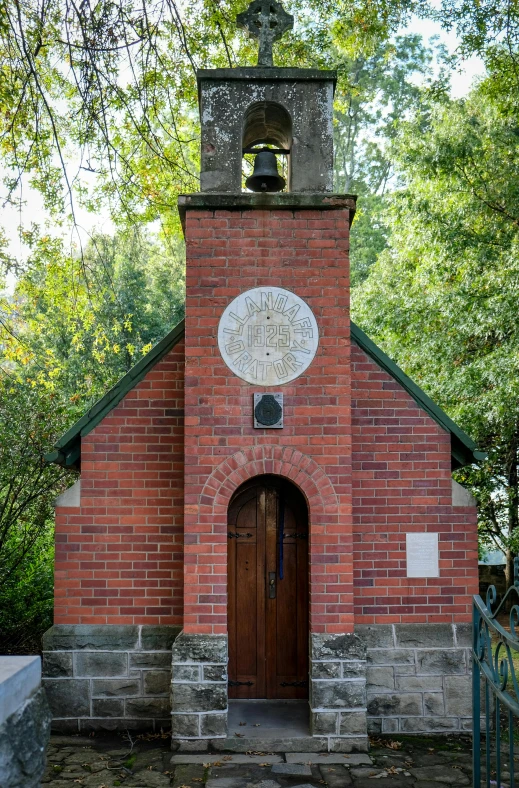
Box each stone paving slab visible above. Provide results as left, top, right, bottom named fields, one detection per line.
left=42, top=732, right=487, bottom=787
left=271, top=763, right=312, bottom=776
left=319, top=764, right=353, bottom=787
left=171, top=754, right=284, bottom=764
left=285, top=752, right=372, bottom=765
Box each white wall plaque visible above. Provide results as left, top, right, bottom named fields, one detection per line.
left=217, top=287, right=319, bottom=386
left=406, top=532, right=439, bottom=578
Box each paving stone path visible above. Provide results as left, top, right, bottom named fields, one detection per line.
left=41, top=733, right=507, bottom=787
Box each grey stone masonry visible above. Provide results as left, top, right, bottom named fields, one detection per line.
left=0, top=656, right=51, bottom=788
left=171, top=632, right=228, bottom=744
left=197, top=68, right=336, bottom=193
left=309, top=633, right=368, bottom=752
left=356, top=623, right=473, bottom=734
left=42, top=624, right=181, bottom=733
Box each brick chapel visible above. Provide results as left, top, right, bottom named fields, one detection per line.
left=42, top=0, right=482, bottom=752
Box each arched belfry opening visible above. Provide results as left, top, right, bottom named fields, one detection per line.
left=227, top=474, right=310, bottom=734
left=242, top=102, right=292, bottom=192
left=243, top=101, right=292, bottom=151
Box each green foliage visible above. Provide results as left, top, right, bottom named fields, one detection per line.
left=352, top=63, right=519, bottom=574
left=0, top=378, right=69, bottom=653
left=350, top=194, right=389, bottom=287
left=333, top=35, right=440, bottom=194
left=0, top=533, right=55, bottom=654
left=5, top=227, right=185, bottom=403
left=332, top=35, right=442, bottom=285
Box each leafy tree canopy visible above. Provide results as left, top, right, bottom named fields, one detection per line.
left=3, top=228, right=185, bottom=402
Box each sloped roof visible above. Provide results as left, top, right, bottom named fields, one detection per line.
left=46, top=317, right=482, bottom=470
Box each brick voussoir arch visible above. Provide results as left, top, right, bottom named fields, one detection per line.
left=200, top=445, right=338, bottom=517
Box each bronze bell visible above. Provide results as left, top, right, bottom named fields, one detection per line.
left=245, top=149, right=286, bottom=193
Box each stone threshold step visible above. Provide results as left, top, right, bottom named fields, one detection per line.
left=286, top=753, right=372, bottom=765
left=209, top=736, right=369, bottom=753
left=171, top=752, right=373, bottom=766
left=172, top=754, right=284, bottom=764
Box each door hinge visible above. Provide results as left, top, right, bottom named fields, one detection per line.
left=280, top=680, right=308, bottom=687
left=228, top=532, right=253, bottom=539
left=282, top=532, right=308, bottom=539
left=229, top=680, right=254, bottom=686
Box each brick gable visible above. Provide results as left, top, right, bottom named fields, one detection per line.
left=54, top=340, right=185, bottom=625
left=351, top=342, right=478, bottom=624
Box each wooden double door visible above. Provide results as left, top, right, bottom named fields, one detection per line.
left=227, top=476, right=309, bottom=699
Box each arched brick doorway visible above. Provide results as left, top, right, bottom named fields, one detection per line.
left=227, top=475, right=309, bottom=699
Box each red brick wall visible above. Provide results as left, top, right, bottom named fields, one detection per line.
left=351, top=342, right=478, bottom=625
left=183, top=206, right=353, bottom=635
left=54, top=341, right=185, bottom=625
left=52, top=212, right=478, bottom=631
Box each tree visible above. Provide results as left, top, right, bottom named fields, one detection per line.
left=331, top=34, right=443, bottom=285
left=0, top=377, right=70, bottom=653
left=352, top=64, right=519, bottom=585
left=3, top=227, right=185, bottom=403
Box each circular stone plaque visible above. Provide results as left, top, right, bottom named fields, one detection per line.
left=217, top=286, right=319, bottom=385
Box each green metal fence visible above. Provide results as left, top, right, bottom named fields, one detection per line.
left=473, top=557, right=519, bottom=787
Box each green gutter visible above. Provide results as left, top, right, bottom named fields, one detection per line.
left=45, top=319, right=185, bottom=470
left=350, top=321, right=485, bottom=469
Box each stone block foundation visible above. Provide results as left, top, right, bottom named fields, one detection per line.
left=310, top=633, right=368, bottom=752
left=42, top=624, right=180, bottom=732
left=42, top=623, right=474, bottom=741
left=357, top=623, right=473, bottom=733
left=171, top=632, right=228, bottom=743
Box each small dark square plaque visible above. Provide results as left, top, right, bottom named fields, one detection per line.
left=254, top=393, right=283, bottom=428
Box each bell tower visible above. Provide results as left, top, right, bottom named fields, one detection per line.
left=197, top=0, right=335, bottom=194
left=172, top=1, right=365, bottom=752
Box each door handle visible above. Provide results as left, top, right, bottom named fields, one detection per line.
left=269, top=571, right=276, bottom=599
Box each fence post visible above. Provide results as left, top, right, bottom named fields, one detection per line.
left=472, top=601, right=481, bottom=788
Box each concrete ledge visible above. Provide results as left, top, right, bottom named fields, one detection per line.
left=452, top=479, right=476, bottom=507
left=0, top=659, right=51, bottom=788
left=43, top=624, right=181, bottom=651
left=197, top=67, right=337, bottom=83
left=54, top=478, right=80, bottom=507
left=210, top=735, right=369, bottom=753
left=178, top=193, right=356, bottom=227
left=0, top=656, right=41, bottom=726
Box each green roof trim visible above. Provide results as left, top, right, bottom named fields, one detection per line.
left=46, top=319, right=185, bottom=469
left=47, top=315, right=482, bottom=471
left=350, top=321, right=484, bottom=469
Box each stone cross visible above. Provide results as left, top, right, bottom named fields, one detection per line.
left=236, top=0, right=294, bottom=67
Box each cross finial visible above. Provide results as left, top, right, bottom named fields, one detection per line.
left=236, top=0, right=294, bottom=67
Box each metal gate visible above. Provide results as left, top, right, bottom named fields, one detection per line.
left=473, top=557, right=519, bottom=787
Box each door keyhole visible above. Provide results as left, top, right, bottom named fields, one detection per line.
left=269, top=571, right=276, bottom=598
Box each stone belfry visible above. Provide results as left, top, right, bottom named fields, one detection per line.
left=173, top=1, right=363, bottom=751
left=198, top=0, right=334, bottom=194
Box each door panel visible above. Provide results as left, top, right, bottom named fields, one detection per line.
left=228, top=486, right=265, bottom=698
left=228, top=476, right=308, bottom=700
